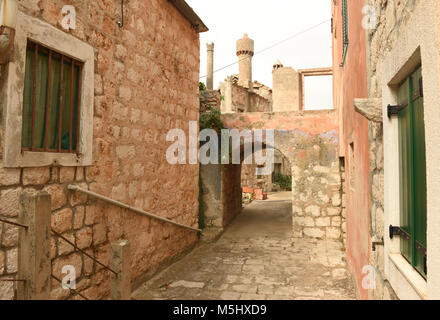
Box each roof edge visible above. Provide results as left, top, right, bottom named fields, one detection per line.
left=168, top=0, right=209, bottom=33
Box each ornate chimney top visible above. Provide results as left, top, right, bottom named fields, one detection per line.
left=273, top=59, right=284, bottom=71
left=236, top=33, right=254, bottom=57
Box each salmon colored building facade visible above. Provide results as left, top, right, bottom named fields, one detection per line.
left=332, top=0, right=370, bottom=299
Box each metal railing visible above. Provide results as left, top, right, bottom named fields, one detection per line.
left=50, top=229, right=119, bottom=300
left=50, top=275, right=89, bottom=300
left=0, top=216, right=119, bottom=300
left=67, top=185, right=201, bottom=233
left=0, top=218, right=28, bottom=284
left=51, top=229, right=117, bottom=276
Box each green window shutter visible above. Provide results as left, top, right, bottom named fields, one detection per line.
left=398, top=78, right=412, bottom=263
left=342, top=0, right=349, bottom=65
left=411, top=67, right=427, bottom=277
left=397, top=66, right=427, bottom=278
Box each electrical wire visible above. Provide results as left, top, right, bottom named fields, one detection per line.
left=200, top=18, right=331, bottom=79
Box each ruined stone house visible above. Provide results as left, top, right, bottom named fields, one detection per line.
left=0, top=0, right=206, bottom=300
left=209, top=35, right=334, bottom=194
left=332, top=0, right=440, bottom=300
left=200, top=33, right=345, bottom=243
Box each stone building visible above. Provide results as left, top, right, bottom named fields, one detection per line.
left=332, top=0, right=440, bottom=300
left=212, top=35, right=334, bottom=193
left=200, top=33, right=344, bottom=241
left=0, top=0, right=206, bottom=300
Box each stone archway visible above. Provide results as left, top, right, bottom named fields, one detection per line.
left=220, top=111, right=345, bottom=240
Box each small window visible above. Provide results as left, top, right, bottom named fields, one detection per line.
left=341, top=0, right=349, bottom=65
left=21, top=41, right=83, bottom=153
left=349, top=142, right=355, bottom=191
left=398, top=66, right=427, bottom=278
left=257, top=165, right=264, bottom=180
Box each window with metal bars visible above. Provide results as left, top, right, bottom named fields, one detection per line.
left=341, top=0, right=349, bottom=65
left=21, top=41, right=82, bottom=153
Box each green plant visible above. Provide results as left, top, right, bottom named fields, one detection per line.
left=273, top=173, right=292, bottom=191
left=199, top=82, right=207, bottom=92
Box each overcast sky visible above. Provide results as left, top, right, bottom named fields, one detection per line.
left=185, top=0, right=333, bottom=109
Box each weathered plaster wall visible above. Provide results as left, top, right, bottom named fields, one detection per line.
left=0, top=0, right=201, bottom=300
left=200, top=165, right=223, bottom=228
left=372, top=0, right=440, bottom=300
left=332, top=0, right=371, bottom=300
left=222, top=111, right=344, bottom=240
left=221, top=164, right=242, bottom=227
left=272, top=67, right=300, bottom=112
left=367, top=0, right=426, bottom=300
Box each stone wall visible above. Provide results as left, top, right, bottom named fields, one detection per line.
left=221, top=164, right=242, bottom=227
left=1, top=0, right=201, bottom=300
left=222, top=111, right=344, bottom=240
left=290, top=133, right=343, bottom=240
left=241, top=163, right=272, bottom=192
left=241, top=150, right=291, bottom=193
left=200, top=165, right=223, bottom=228
left=200, top=164, right=242, bottom=229
left=365, top=0, right=422, bottom=300
left=220, top=77, right=272, bottom=113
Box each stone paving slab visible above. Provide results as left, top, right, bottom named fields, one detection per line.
left=132, top=194, right=357, bottom=300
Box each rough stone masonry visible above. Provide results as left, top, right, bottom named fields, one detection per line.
left=0, top=0, right=202, bottom=299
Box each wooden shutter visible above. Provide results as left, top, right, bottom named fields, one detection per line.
left=397, top=66, right=427, bottom=278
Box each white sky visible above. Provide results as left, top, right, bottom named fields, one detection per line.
left=186, top=0, right=333, bottom=109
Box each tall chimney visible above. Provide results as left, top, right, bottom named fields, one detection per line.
left=236, top=34, right=254, bottom=88
left=206, top=42, right=214, bottom=90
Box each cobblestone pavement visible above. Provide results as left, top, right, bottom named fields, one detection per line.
left=132, top=192, right=357, bottom=300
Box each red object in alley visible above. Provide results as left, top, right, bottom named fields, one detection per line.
left=242, top=187, right=254, bottom=194
left=254, top=188, right=264, bottom=200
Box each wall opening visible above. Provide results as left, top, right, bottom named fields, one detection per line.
left=304, top=75, right=334, bottom=110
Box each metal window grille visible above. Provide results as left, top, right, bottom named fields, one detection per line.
left=21, top=40, right=83, bottom=153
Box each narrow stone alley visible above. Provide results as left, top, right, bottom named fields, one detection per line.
left=133, top=192, right=356, bottom=300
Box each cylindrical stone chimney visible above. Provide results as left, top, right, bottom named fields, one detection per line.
left=236, top=34, right=254, bottom=88
left=206, top=42, right=214, bottom=90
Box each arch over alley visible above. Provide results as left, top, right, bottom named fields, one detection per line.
left=200, top=108, right=346, bottom=242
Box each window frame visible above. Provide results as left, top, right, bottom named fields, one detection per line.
left=1, top=11, right=94, bottom=168
left=22, top=40, right=83, bottom=154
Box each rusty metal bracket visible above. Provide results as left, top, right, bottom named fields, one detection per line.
left=0, top=217, right=28, bottom=229
left=389, top=225, right=411, bottom=240
left=372, top=238, right=384, bottom=251
left=387, top=104, right=406, bottom=118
